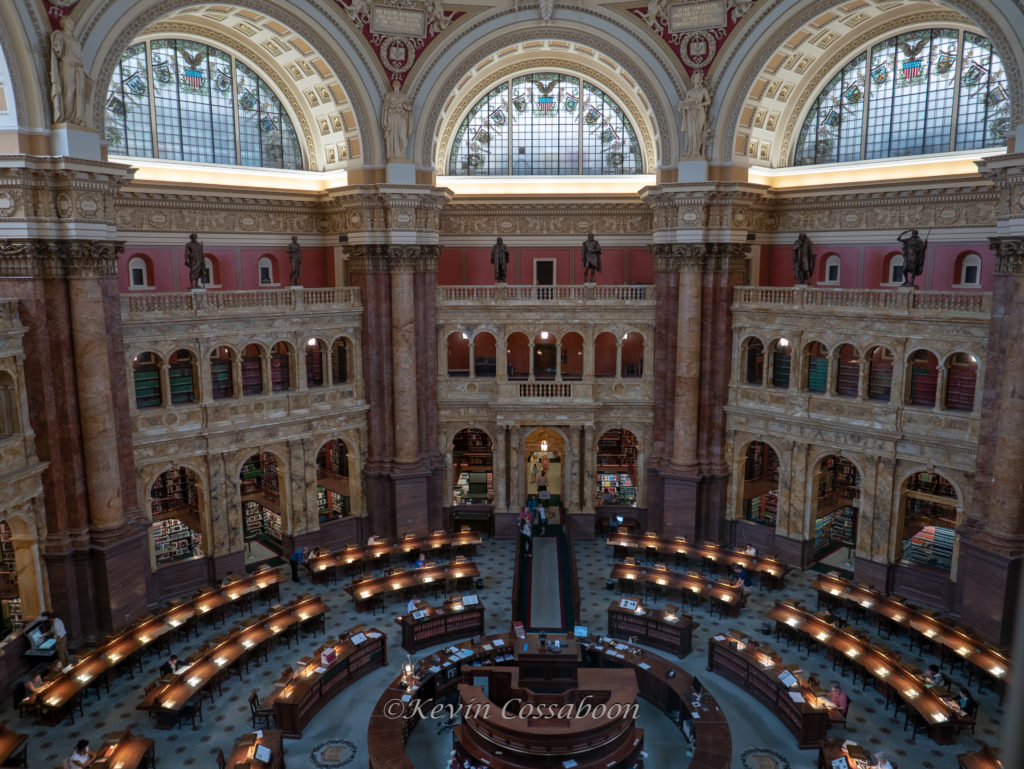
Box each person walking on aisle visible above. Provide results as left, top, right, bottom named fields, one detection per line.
left=520, top=516, right=533, bottom=557
left=536, top=503, right=547, bottom=537
left=289, top=547, right=304, bottom=583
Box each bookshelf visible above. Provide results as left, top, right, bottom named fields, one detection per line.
left=910, top=366, right=938, bottom=407
left=271, top=351, right=290, bottom=392
left=836, top=360, right=859, bottom=397
left=150, top=467, right=200, bottom=518
left=742, top=442, right=779, bottom=526
left=598, top=472, right=635, bottom=504
left=607, top=601, right=694, bottom=658
left=902, top=525, right=955, bottom=569
left=306, top=345, right=324, bottom=387
left=152, top=518, right=201, bottom=565
left=831, top=506, right=857, bottom=547
left=243, top=500, right=264, bottom=539
left=400, top=603, right=486, bottom=652
left=210, top=358, right=232, bottom=399
left=868, top=359, right=893, bottom=400
left=813, top=513, right=832, bottom=555
left=806, top=356, right=827, bottom=393
left=241, top=356, right=263, bottom=395
left=133, top=364, right=161, bottom=409
left=946, top=362, right=976, bottom=411
left=2, top=597, right=22, bottom=630
left=0, top=526, right=15, bottom=572
left=772, top=351, right=791, bottom=388
left=597, top=430, right=638, bottom=467
left=900, top=472, right=958, bottom=569
left=168, top=358, right=195, bottom=404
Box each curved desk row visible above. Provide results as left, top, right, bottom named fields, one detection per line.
left=309, top=531, right=482, bottom=581
left=606, top=533, right=788, bottom=585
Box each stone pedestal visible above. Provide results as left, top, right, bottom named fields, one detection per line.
left=386, top=162, right=416, bottom=184
left=956, top=536, right=1022, bottom=645
left=676, top=159, right=709, bottom=182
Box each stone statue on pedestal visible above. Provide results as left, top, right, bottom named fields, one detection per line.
left=185, top=233, right=205, bottom=289
left=897, top=229, right=927, bottom=286
left=491, top=237, right=509, bottom=282
left=50, top=16, right=86, bottom=125
left=287, top=236, right=302, bottom=286
left=793, top=232, right=816, bottom=284
left=582, top=233, right=602, bottom=282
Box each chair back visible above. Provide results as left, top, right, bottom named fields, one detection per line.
left=216, top=748, right=226, bottom=769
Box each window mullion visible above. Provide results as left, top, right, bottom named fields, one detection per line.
left=145, top=40, right=160, bottom=159
left=232, top=58, right=241, bottom=165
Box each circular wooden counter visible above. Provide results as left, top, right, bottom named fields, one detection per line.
left=367, top=633, right=731, bottom=769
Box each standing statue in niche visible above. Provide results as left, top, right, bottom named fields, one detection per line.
left=678, top=70, right=711, bottom=158
left=381, top=80, right=413, bottom=160
left=185, top=233, right=205, bottom=289
left=792, top=232, right=816, bottom=284
left=287, top=236, right=302, bottom=286
left=897, top=229, right=927, bottom=286
left=50, top=16, right=86, bottom=124
left=582, top=233, right=602, bottom=282
left=490, top=237, right=509, bottom=282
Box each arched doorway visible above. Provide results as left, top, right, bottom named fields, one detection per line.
left=596, top=429, right=639, bottom=506
left=240, top=452, right=284, bottom=563
left=452, top=428, right=494, bottom=505
left=150, top=468, right=204, bottom=567
left=810, top=455, right=860, bottom=569
left=316, top=439, right=351, bottom=523
left=740, top=441, right=779, bottom=527
left=899, top=472, right=959, bottom=571
left=525, top=429, right=565, bottom=521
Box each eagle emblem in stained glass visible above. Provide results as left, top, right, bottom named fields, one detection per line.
left=795, top=28, right=1008, bottom=166
left=448, top=72, right=643, bottom=175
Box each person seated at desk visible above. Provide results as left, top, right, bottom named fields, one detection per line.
left=159, top=654, right=185, bottom=677
left=23, top=671, right=44, bottom=703
left=407, top=598, right=420, bottom=614
left=743, top=543, right=757, bottom=556
left=729, top=563, right=752, bottom=607
left=68, top=739, right=96, bottom=767
left=602, top=488, right=615, bottom=504
left=828, top=681, right=849, bottom=713
left=823, top=609, right=846, bottom=628
left=956, top=687, right=978, bottom=717
left=367, top=534, right=381, bottom=546
left=873, top=752, right=895, bottom=769
left=413, top=552, right=427, bottom=568
left=923, top=664, right=949, bottom=688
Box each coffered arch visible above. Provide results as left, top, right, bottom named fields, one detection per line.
left=710, top=0, right=1024, bottom=168
left=76, top=0, right=385, bottom=169
left=412, top=6, right=686, bottom=173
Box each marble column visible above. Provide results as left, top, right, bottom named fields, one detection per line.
left=158, top=362, right=171, bottom=407
left=957, top=237, right=1024, bottom=644
left=492, top=424, right=507, bottom=513
left=670, top=253, right=703, bottom=471
left=390, top=260, right=419, bottom=464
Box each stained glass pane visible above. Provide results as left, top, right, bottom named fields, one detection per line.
left=105, top=43, right=152, bottom=157
left=105, top=38, right=302, bottom=169
left=448, top=72, right=642, bottom=175
left=956, top=33, right=1010, bottom=150
left=795, top=28, right=1006, bottom=166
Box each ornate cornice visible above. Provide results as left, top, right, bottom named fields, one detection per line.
left=65, top=240, right=125, bottom=278
left=990, top=236, right=1024, bottom=275
left=441, top=200, right=651, bottom=236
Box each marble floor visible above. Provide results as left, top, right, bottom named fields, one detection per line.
left=4, top=536, right=1004, bottom=769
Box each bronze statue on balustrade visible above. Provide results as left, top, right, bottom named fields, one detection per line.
left=793, top=232, right=815, bottom=284
left=491, top=237, right=509, bottom=282
left=897, top=229, right=927, bottom=287
left=185, top=233, right=205, bottom=289
left=582, top=233, right=602, bottom=282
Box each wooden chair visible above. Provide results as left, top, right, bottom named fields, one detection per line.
left=178, top=697, right=203, bottom=730
left=249, top=690, right=276, bottom=730
left=216, top=748, right=226, bottom=769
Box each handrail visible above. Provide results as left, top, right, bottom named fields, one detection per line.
left=121, top=287, right=361, bottom=316
left=733, top=286, right=991, bottom=316
left=438, top=284, right=655, bottom=304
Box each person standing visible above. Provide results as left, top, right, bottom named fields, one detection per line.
left=289, top=547, right=304, bottom=583
left=520, top=516, right=533, bottom=558
left=46, top=611, right=69, bottom=667
left=537, top=503, right=547, bottom=537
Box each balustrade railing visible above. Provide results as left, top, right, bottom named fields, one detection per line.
left=518, top=383, right=573, bottom=398
left=437, top=284, right=654, bottom=304
left=121, top=287, right=361, bottom=317
left=733, top=286, right=990, bottom=316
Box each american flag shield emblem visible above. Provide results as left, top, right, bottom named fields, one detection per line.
left=902, top=60, right=922, bottom=82
left=184, top=68, right=204, bottom=89
left=537, top=96, right=554, bottom=112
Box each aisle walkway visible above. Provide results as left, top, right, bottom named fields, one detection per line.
left=528, top=535, right=563, bottom=629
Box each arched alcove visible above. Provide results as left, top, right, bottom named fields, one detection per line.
left=132, top=351, right=163, bottom=409
left=240, top=452, right=284, bottom=561
left=316, top=439, right=352, bottom=522
left=305, top=337, right=326, bottom=388
left=169, top=349, right=196, bottom=403
left=907, top=349, right=940, bottom=407
left=447, top=331, right=470, bottom=377
left=209, top=345, right=235, bottom=399
left=561, top=332, right=583, bottom=380
left=241, top=343, right=264, bottom=396
left=594, top=332, right=617, bottom=377
left=834, top=344, right=860, bottom=397
left=867, top=346, right=894, bottom=401
left=452, top=428, right=494, bottom=506
left=506, top=332, right=530, bottom=380
left=524, top=428, right=565, bottom=518
left=150, top=467, right=204, bottom=567
left=740, top=441, right=779, bottom=528
left=810, top=455, right=860, bottom=565
left=742, top=337, right=764, bottom=385
left=596, top=429, right=639, bottom=506
left=899, top=471, right=960, bottom=571
left=805, top=341, right=828, bottom=393
left=620, top=332, right=644, bottom=377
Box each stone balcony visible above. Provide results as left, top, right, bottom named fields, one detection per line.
left=437, top=284, right=655, bottom=307
left=121, top=287, right=361, bottom=323
left=440, top=376, right=653, bottom=407
left=732, top=285, right=991, bottom=319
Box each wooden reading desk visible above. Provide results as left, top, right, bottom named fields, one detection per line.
left=90, top=730, right=155, bottom=769
left=397, top=595, right=485, bottom=652
left=766, top=600, right=971, bottom=744
left=264, top=626, right=387, bottom=737
left=958, top=742, right=1002, bottom=769
left=309, top=531, right=482, bottom=582
left=29, top=571, right=283, bottom=725
left=814, top=573, right=1010, bottom=696
left=138, top=594, right=327, bottom=729
left=606, top=598, right=695, bottom=658
left=610, top=562, right=743, bottom=617
left=606, top=533, right=788, bottom=587
left=0, top=723, right=28, bottom=767
left=345, top=561, right=480, bottom=611
left=224, top=730, right=284, bottom=769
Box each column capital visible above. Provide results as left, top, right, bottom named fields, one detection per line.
left=0, top=239, right=123, bottom=278
left=990, top=236, right=1024, bottom=275
left=64, top=240, right=124, bottom=278
left=650, top=242, right=750, bottom=272
left=346, top=243, right=440, bottom=273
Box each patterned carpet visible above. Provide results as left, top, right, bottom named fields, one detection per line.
left=3, top=535, right=1004, bottom=768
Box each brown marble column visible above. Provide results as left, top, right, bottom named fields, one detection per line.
left=957, top=237, right=1024, bottom=645
left=390, top=254, right=419, bottom=464
left=671, top=254, right=703, bottom=471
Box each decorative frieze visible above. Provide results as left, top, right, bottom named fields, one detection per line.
left=0, top=239, right=122, bottom=278
left=651, top=241, right=749, bottom=272
left=440, top=201, right=651, bottom=237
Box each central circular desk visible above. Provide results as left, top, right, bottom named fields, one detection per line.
left=367, top=632, right=731, bottom=769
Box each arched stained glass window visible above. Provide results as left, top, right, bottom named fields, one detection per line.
left=448, top=72, right=642, bottom=175
left=795, top=28, right=1008, bottom=166
left=105, top=39, right=303, bottom=169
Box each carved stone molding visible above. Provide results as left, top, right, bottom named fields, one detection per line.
left=116, top=193, right=336, bottom=235
left=441, top=201, right=651, bottom=237
left=990, top=236, right=1024, bottom=275
left=0, top=239, right=122, bottom=278
left=334, top=187, right=452, bottom=235
left=347, top=243, right=439, bottom=273
left=0, top=160, right=130, bottom=228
